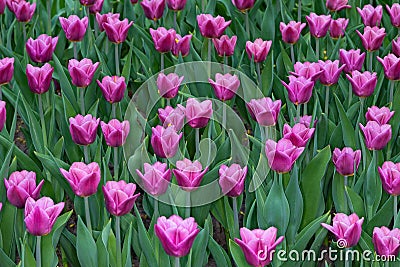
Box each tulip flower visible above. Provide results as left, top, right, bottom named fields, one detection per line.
left=157, top=72, right=183, bottom=99
left=208, top=73, right=240, bottom=101
left=219, top=164, right=247, bottom=197
left=387, top=4, right=400, bottom=28
left=68, top=58, right=100, bottom=88
left=265, top=138, right=304, bottom=173
left=365, top=106, right=394, bottom=125
left=26, top=63, right=54, bottom=95
left=339, top=49, right=366, bottom=74
left=245, top=38, right=272, bottom=63
left=172, top=158, right=208, bottom=191
left=294, top=115, right=317, bottom=128
left=69, top=114, right=100, bottom=146
left=136, top=162, right=171, bottom=196
left=0, top=0, right=5, bottom=14
left=0, top=57, right=14, bottom=85
left=89, top=0, right=103, bottom=13
left=95, top=13, right=120, bottom=32
left=4, top=171, right=44, bottom=208
left=0, top=101, right=5, bottom=131
left=213, top=35, right=237, bottom=57
left=24, top=197, right=64, bottom=236
left=326, top=0, right=350, bottom=11
left=378, top=161, right=400, bottom=196
left=357, top=4, right=382, bottom=27
left=393, top=38, right=400, bottom=57
left=356, top=26, right=386, bottom=52
left=377, top=54, right=400, bottom=81
left=151, top=125, right=182, bottom=158
left=25, top=34, right=58, bottom=63
left=141, top=0, right=165, bottom=21
left=197, top=14, right=231, bottom=39
left=346, top=71, right=377, bottom=98
left=97, top=76, right=126, bottom=103
left=79, top=0, right=95, bottom=6
left=100, top=119, right=130, bottom=147
left=283, top=123, right=315, bottom=147
left=103, top=17, right=133, bottom=44
left=290, top=62, right=322, bottom=81
left=373, top=227, right=400, bottom=257
left=235, top=227, right=284, bottom=267
left=185, top=98, right=213, bottom=128
left=281, top=76, right=314, bottom=105
left=306, top=13, right=331, bottom=38
left=166, top=0, right=186, bottom=11
left=279, top=21, right=306, bottom=44
left=246, top=97, right=281, bottom=126
left=321, top=213, right=364, bottom=248
left=359, top=121, right=392, bottom=150
left=172, top=34, right=192, bottom=57
left=158, top=105, right=186, bottom=131
left=131, top=0, right=138, bottom=4
left=59, top=15, right=88, bottom=42
left=102, top=180, right=140, bottom=216
left=231, top=0, right=255, bottom=12
left=60, top=162, right=101, bottom=197
left=0, top=203, right=2, bottom=211
left=332, top=147, right=361, bottom=176
left=318, top=60, right=345, bottom=86
left=154, top=215, right=200, bottom=257
left=329, top=18, right=349, bottom=39
left=11, top=0, right=35, bottom=22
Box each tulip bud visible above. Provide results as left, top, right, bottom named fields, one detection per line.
left=197, top=14, right=231, bottom=39
left=339, top=49, right=366, bottom=74
left=100, top=119, right=130, bottom=147
left=283, top=123, right=315, bottom=147
left=212, top=35, right=237, bottom=57
left=60, top=162, right=101, bottom=197
left=69, top=114, right=100, bottom=146
left=246, top=97, right=281, bottom=126
left=265, top=139, right=304, bottom=173
left=306, top=13, right=331, bottom=38
left=97, top=76, right=127, bottom=103
left=357, top=26, right=386, bottom=52
left=102, top=180, right=140, bottom=216
left=26, top=63, right=54, bottom=95
left=26, top=34, right=58, bottom=63
left=166, top=0, right=186, bottom=11
left=332, top=147, right=361, bottom=176
left=59, top=15, right=88, bottom=42
left=329, top=18, right=349, bottom=39
left=103, top=17, right=133, bottom=44
left=346, top=70, right=377, bottom=98
left=378, top=161, right=400, bottom=196
left=172, top=34, right=192, bottom=57
left=357, top=4, right=382, bottom=27
left=185, top=98, right=213, bottom=128
left=172, top=158, right=208, bottom=191
left=218, top=164, right=247, bottom=197
left=151, top=125, right=182, bottom=158
left=245, top=38, right=272, bottom=63
left=12, top=1, right=35, bottom=22
left=68, top=58, right=100, bottom=88
left=156, top=72, right=184, bottom=99
left=365, top=106, right=394, bottom=125
left=95, top=13, right=120, bottom=32
left=208, top=73, right=240, bottom=101
left=141, top=0, right=165, bottom=21
left=279, top=21, right=306, bottom=44
left=318, top=60, right=345, bottom=86
left=359, top=121, right=392, bottom=150
left=281, top=76, right=314, bottom=105
left=232, top=0, right=255, bottom=12
left=136, top=162, right=171, bottom=196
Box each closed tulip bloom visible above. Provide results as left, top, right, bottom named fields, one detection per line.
left=326, top=0, right=350, bottom=11
left=97, top=76, right=126, bottom=103
left=100, top=119, right=130, bottom=147
left=102, top=180, right=140, bottom=216
left=281, top=76, right=314, bottom=105
left=393, top=38, right=400, bottom=57
left=387, top=4, right=400, bottom=28
left=231, top=0, right=254, bottom=12
left=0, top=57, right=14, bottom=85
left=346, top=71, right=377, bottom=98
left=151, top=125, right=182, bottom=158
left=306, top=13, right=331, bottom=38
left=332, top=147, right=361, bottom=176
left=377, top=54, right=400, bottom=81
left=378, top=162, right=400, bottom=196
left=219, top=164, right=247, bottom=197
left=0, top=101, right=5, bottom=132
left=141, top=0, right=165, bottom=21
left=246, top=97, right=281, bottom=126
left=245, top=38, right=272, bottom=63
left=209, top=73, right=240, bottom=101
left=150, top=27, right=176, bottom=53
left=158, top=105, right=185, bottom=131
left=213, top=35, right=237, bottom=57
left=4, top=171, right=44, bottom=208
left=318, top=60, right=345, bottom=86
left=68, top=58, right=100, bottom=88
left=373, top=227, right=400, bottom=257
left=69, top=114, right=100, bottom=146
left=60, top=162, right=100, bottom=197
left=95, top=13, right=119, bottom=32
left=197, top=14, right=231, bottom=39
left=24, top=197, right=64, bottom=236
left=357, top=26, right=386, bottom=52
left=321, top=213, right=364, bottom=248
left=172, top=158, right=208, bottom=191
left=155, top=215, right=199, bottom=257
left=294, top=115, right=317, bottom=128
left=79, top=0, right=95, bottom=6
left=89, top=0, right=103, bottom=13
left=12, top=1, right=35, bottom=22
left=157, top=72, right=184, bottom=99
left=329, top=18, right=349, bottom=39
left=265, top=139, right=304, bottom=173
left=26, top=34, right=58, bottom=63
left=26, top=63, right=54, bottom=94
left=280, top=21, right=306, bottom=44
left=172, top=34, right=192, bottom=57
left=290, top=62, right=322, bottom=81
left=235, top=227, right=284, bottom=267
left=357, top=5, right=382, bottom=27
left=359, top=121, right=392, bottom=150
left=104, top=17, right=133, bottom=44
left=166, top=0, right=186, bottom=11
left=185, top=98, right=213, bottom=128
left=59, top=15, right=88, bottom=42
left=366, top=106, right=394, bottom=125
left=136, top=162, right=171, bottom=196
left=339, top=49, right=366, bottom=74
left=0, top=0, right=5, bottom=14
left=283, top=123, right=315, bottom=147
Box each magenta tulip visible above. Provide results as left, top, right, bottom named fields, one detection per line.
left=79, top=0, right=95, bottom=6
left=172, top=158, right=208, bottom=191
left=150, top=27, right=176, bottom=53
left=0, top=0, right=5, bottom=14
left=231, top=0, right=255, bottom=12
left=290, top=61, right=322, bottom=81
left=59, top=15, right=88, bottom=42
left=185, top=98, right=213, bottom=128
left=393, top=38, right=400, bottom=57
left=357, top=26, right=386, bottom=52
left=102, top=180, right=140, bottom=216
left=373, top=227, right=400, bottom=257
left=246, top=97, right=281, bottom=126
left=282, top=123, right=315, bottom=147
left=279, top=21, right=306, bottom=44
left=95, top=13, right=120, bottom=32
left=0, top=57, right=14, bottom=85
left=136, top=162, right=171, bottom=196
left=26, top=63, right=54, bottom=95
left=359, top=121, right=392, bottom=150
left=69, top=114, right=100, bottom=146
left=378, top=161, right=400, bottom=196
left=172, top=34, right=192, bottom=57
left=318, top=60, right=345, bottom=86
left=332, top=147, right=361, bottom=176
left=157, top=72, right=183, bottom=99
left=26, top=34, right=58, bottom=63
left=294, top=115, right=317, bottom=128
left=245, top=38, right=272, bottom=63
left=357, top=4, right=382, bottom=27
left=60, top=162, right=101, bottom=197
left=366, top=106, right=394, bottom=125
left=11, top=0, right=35, bottom=22
left=306, top=13, right=331, bottom=38
left=219, top=164, right=247, bottom=197
left=100, top=119, right=130, bottom=147
left=265, top=138, right=304, bottom=173
left=68, top=58, right=100, bottom=88
left=329, top=18, right=349, bottom=39
left=213, top=35, right=237, bottom=57
left=89, top=0, right=103, bottom=13
left=197, top=14, right=231, bottom=39
left=0, top=101, right=5, bottom=131
left=346, top=70, right=377, bottom=98
left=103, top=17, right=133, bottom=44
left=97, top=76, right=126, bottom=103
left=209, top=73, right=240, bottom=101
left=151, top=125, right=182, bottom=158
left=377, top=54, right=400, bottom=81
left=326, top=0, right=350, bottom=11
left=339, top=49, right=366, bottom=74
left=387, top=4, right=400, bottom=28
left=166, top=0, right=186, bottom=11
left=158, top=105, right=185, bottom=131
left=141, top=0, right=165, bottom=21
left=281, top=75, right=314, bottom=105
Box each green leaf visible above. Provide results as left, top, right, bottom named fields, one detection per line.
left=134, top=206, right=158, bottom=267
left=191, top=220, right=210, bottom=266
left=285, top=165, right=303, bottom=245
left=77, top=216, right=98, bottom=267
left=229, top=239, right=253, bottom=267
left=122, top=223, right=133, bottom=267
left=96, top=220, right=111, bottom=267
left=334, top=94, right=356, bottom=148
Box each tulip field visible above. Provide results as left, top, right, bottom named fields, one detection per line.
left=2, top=0, right=400, bottom=266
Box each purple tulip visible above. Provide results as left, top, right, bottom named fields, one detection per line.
left=378, top=161, right=400, bottom=196
left=97, top=76, right=126, bottom=103
left=6, top=0, right=20, bottom=12
left=24, top=197, right=64, bottom=236
left=332, top=147, right=361, bottom=176
left=245, top=38, right=272, bottom=63
left=0, top=203, right=2, bottom=212
left=246, top=97, right=281, bottom=126
left=157, top=72, right=183, bottom=99
left=294, top=115, right=317, bottom=128
left=0, top=57, right=14, bottom=85
left=59, top=15, right=88, bottom=42
left=235, top=227, right=284, bottom=267
left=103, top=17, right=133, bottom=44
left=68, top=58, right=100, bottom=88
left=321, top=213, right=364, bottom=248
left=346, top=70, right=377, bottom=98
left=0, top=0, right=5, bottom=14
left=279, top=21, right=306, bottom=44
left=136, top=162, right=171, bottom=196
left=11, top=0, right=35, bottom=22
left=306, top=13, right=331, bottom=38
left=209, top=73, right=240, bottom=101
left=357, top=4, right=382, bottom=27
left=172, top=158, right=208, bottom=191
left=0, top=101, right=5, bottom=132
left=265, top=138, right=304, bottom=173
left=185, top=98, right=213, bottom=128
left=281, top=75, right=314, bottom=105
left=387, top=4, right=400, bottom=28
left=151, top=125, right=182, bottom=158
left=79, top=0, right=95, bottom=6
left=154, top=215, right=199, bottom=257
left=4, top=171, right=44, bottom=208
left=357, top=26, right=386, bottom=52
left=140, top=0, right=165, bottom=21
left=102, top=180, right=140, bottom=216
left=100, top=119, right=130, bottom=147
left=166, top=0, right=186, bottom=11
left=318, top=60, right=345, bottom=86
left=158, top=105, right=186, bottom=131
left=231, top=0, right=255, bottom=12
left=69, top=114, right=100, bottom=146
left=219, top=164, right=247, bottom=197
left=197, top=14, right=231, bottom=39
left=89, top=0, right=103, bottom=13
left=95, top=13, right=120, bottom=32
left=373, top=227, right=400, bottom=257
left=326, top=0, right=351, bottom=11
left=359, top=121, right=392, bottom=150
left=60, top=162, right=101, bottom=197
left=339, top=49, right=366, bottom=74
left=377, top=54, right=400, bottom=81
left=26, top=63, right=54, bottom=95
left=213, top=35, right=237, bottom=57
left=172, top=34, right=192, bottom=57
left=282, top=123, right=315, bottom=147
left=290, top=61, right=322, bottom=81
left=393, top=38, right=400, bottom=57
left=366, top=106, right=394, bottom=125
left=329, top=18, right=349, bottom=39
left=26, top=34, right=58, bottom=63
left=150, top=27, right=176, bottom=53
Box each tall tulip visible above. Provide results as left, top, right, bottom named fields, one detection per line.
left=319, top=60, right=345, bottom=115
left=365, top=106, right=394, bottom=125
left=359, top=121, right=392, bottom=151
left=265, top=138, right=304, bottom=174
left=151, top=125, right=182, bottom=158
left=373, top=227, right=400, bottom=257
left=136, top=162, right=171, bottom=196
left=208, top=73, right=240, bottom=101
left=26, top=34, right=58, bottom=63
left=157, top=72, right=184, bottom=99
left=387, top=4, right=400, bottom=28
left=346, top=71, right=377, bottom=98
left=141, top=0, right=165, bottom=21
left=60, top=162, right=101, bottom=197
left=332, top=147, right=361, bottom=177
left=59, top=15, right=88, bottom=42
left=357, top=4, right=382, bottom=27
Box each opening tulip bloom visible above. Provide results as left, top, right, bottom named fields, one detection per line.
left=103, top=17, right=133, bottom=44
left=213, top=35, right=237, bottom=57
left=332, top=147, right=361, bottom=176
left=279, top=21, right=306, bottom=44
left=4, top=171, right=44, bottom=208
left=26, top=63, right=54, bottom=95
left=246, top=97, right=281, bottom=126
left=387, top=4, right=400, bottom=28
left=290, top=61, right=322, bottom=81
left=357, top=4, right=382, bottom=27
left=151, top=125, right=182, bottom=158
left=154, top=215, right=200, bottom=257
left=359, top=121, right=392, bottom=150
left=373, top=227, right=400, bottom=257
left=231, top=0, right=255, bottom=12
left=185, top=98, right=213, bottom=128
left=59, top=15, right=88, bottom=42
left=356, top=26, right=386, bottom=52
left=95, top=13, right=120, bottom=32
left=235, top=227, right=284, bottom=267
left=158, top=105, right=186, bottom=131
left=100, top=119, right=130, bottom=147
left=156, top=72, right=184, bottom=98
left=0, top=57, right=14, bottom=85
left=97, top=76, right=126, bottom=103
left=321, top=213, right=364, bottom=248
left=172, top=158, right=208, bottom=191
left=306, top=13, right=331, bottom=38
left=209, top=73, right=240, bottom=101
left=346, top=70, right=377, bottom=98
left=339, top=49, right=366, bottom=74
left=378, top=161, right=400, bottom=196
left=140, top=0, right=165, bottom=21
left=89, top=0, right=103, bottom=13
left=166, top=0, right=186, bottom=11
left=136, top=162, right=172, bottom=196
left=365, top=106, right=394, bottom=125
left=69, top=114, right=100, bottom=146
left=281, top=75, right=315, bottom=105
left=11, top=0, right=35, bottom=22
left=219, top=164, right=247, bottom=197
left=329, top=18, right=348, bottom=39
left=265, top=138, right=304, bottom=173
left=326, top=0, right=350, bottom=11
left=60, top=162, right=101, bottom=197
left=68, top=58, right=100, bottom=88
left=282, top=123, right=315, bottom=147
left=102, top=180, right=140, bottom=216
left=245, top=38, right=272, bottom=63
left=377, top=54, right=400, bottom=81
left=150, top=27, right=176, bottom=53
left=197, top=14, right=231, bottom=39
left=0, top=101, right=5, bottom=131
left=26, top=34, right=58, bottom=63
left=24, top=197, right=64, bottom=236
left=318, top=60, right=345, bottom=86
left=172, top=34, right=192, bottom=57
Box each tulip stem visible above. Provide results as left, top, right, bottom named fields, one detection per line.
left=394, top=195, right=398, bottom=224
left=38, top=94, right=48, bottom=148
left=115, top=216, right=122, bottom=267
left=195, top=128, right=200, bottom=158
left=80, top=87, right=85, bottom=115
left=84, top=145, right=89, bottom=163
left=390, top=80, right=395, bottom=106
left=359, top=97, right=364, bottom=115
left=161, top=53, right=164, bottom=72
left=173, top=12, right=177, bottom=31
left=222, top=103, right=226, bottom=131
left=115, top=44, right=120, bottom=76
left=315, top=38, right=319, bottom=59
left=296, top=104, right=301, bottom=121
left=185, top=193, right=190, bottom=218
left=0, top=85, right=2, bottom=100
left=47, top=0, right=51, bottom=34
left=114, top=147, right=119, bottom=180
left=298, top=0, right=302, bottom=21
left=166, top=99, right=170, bottom=107
left=22, top=23, right=26, bottom=42
left=208, top=38, right=212, bottom=75
left=175, top=257, right=180, bottom=267
left=290, top=44, right=295, bottom=65
left=232, top=197, right=239, bottom=237
left=36, top=236, right=41, bottom=267
left=73, top=42, right=78, bottom=59
left=112, top=103, right=117, bottom=119
left=303, top=102, right=307, bottom=116
left=154, top=197, right=159, bottom=216
left=368, top=51, right=373, bottom=72
left=348, top=82, right=352, bottom=109
left=84, top=197, right=92, bottom=234
left=245, top=12, right=250, bottom=39
left=86, top=6, right=91, bottom=46
left=256, top=62, right=262, bottom=91
left=344, top=248, right=350, bottom=267
left=325, top=86, right=329, bottom=116
left=201, top=0, right=205, bottom=12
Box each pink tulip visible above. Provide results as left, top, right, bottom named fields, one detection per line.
left=329, top=18, right=349, bottom=39
left=95, top=13, right=120, bottom=32
left=197, top=14, right=231, bottom=39
left=279, top=21, right=306, bottom=44
left=373, top=227, right=400, bottom=257
left=359, top=121, right=392, bottom=150
left=157, top=72, right=183, bottom=98
left=185, top=98, right=213, bottom=128
left=283, top=123, right=315, bottom=147
left=306, top=13, right=331, bottom=38
left=103, top=17, right=133, bottom=44
left=0, top=57, right=14, bottom=85
left=265, top=138, right=304, bottom=173
left=102, top=180, right=140, bottom=216
left=339, top=49, right=366, bottom=74
left=60, top=162, right=101, bottom=197
left=158, top=105, right=186, bottom=131
left=136, top=162, right=171, bottom=196
left=386, top=4, right=400, bottom=28
left=326, top=0, right=350, bottom=11
left=100, top=119, right=130, bottom=147
left=213, top=35, right=237, bottom=57
left=318, top=60, right=345, bottom=86
left=378, top=161, right=400, bottom=196
left=97, top=76, right=126, bottom=103
left=290, top=61, right=322, bottom=81
left=24, top=197, right=64, bottom=236
left=79, top=0, right=95, bottom=6
left=141, top=0, right=165, bottom=21
left=59, top=15, right=88, bottom=42
left=346, top=71, right=377, bottom=98
left=0, top=0, right=5, bottom=14
left=150, top=27, right=176, bottom=53
left=11, top=0, right=35, bottom=22
left=0, top=101, right=5, bottom=132
left=0, top=203, right=2, bottom=211
left=154, top=215, right=199, bottom=257
left=172, top=158, right=208, bottom=191
left=377, top=54, right=400, bottom=81
left=281, top=76, right=314, bottom=105
left=172, top=34, right=192, bottom=57
left=393, top=38, right=400, bottom=57
left=294, top=115, right=317, bottom=128
left=4, top=171, right=44, bottom=208
left=6, top=0, right=21, bottom=12
left=321, top=213, right=364, bottom=248
left=357, top=4, right=382, bottom=27
left=89, top=0, right=103, bottom=13
left=219, top=164, right=247, bottom=197
left=246, top=97, right=281, bottom=126
left=235, top=227, right=284, bottom=267
left=26, top=63, right=54, bottom=95
left=245, top=38, right=272, bottom=63
left=209, top=73, right=240, bottom=101
left=68, top=58, right=100, bottom=88
left=332, top=147, right=361, bottom=176
left=151, top=125, right=182, bottom=158
left=26, top=34, right=58, bottom=63
left=69, top=114, right=100, bottom=146
left=357, top=26, right=386, bottom=52
left=131, top=0, right=138, bottom=4
left=231, top=0, right=255, bottom=12
left=366, top=106, right=394, bottom=125
left=166, top=0, right=186, bottom=11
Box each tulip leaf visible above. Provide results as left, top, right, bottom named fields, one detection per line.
left=285, top=164, right=303, bottom=245
left=0, top=248, right=15, bottom=267
left=334, top=94, right=356, bottom=148
left=134, top=206, right=158, bottom=267
left=228, top=239, right=253, bottom=267
left=122, top=223, right=133, bottom=267
left=346, top=186, right=366, bottom=219
left=332, top=172, right=348, bottom=213
left=208, top=236, right=232, bottom=267
left=190, top=225, right=210, bottom=267
left=77, top=216, right=98, bottom=267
